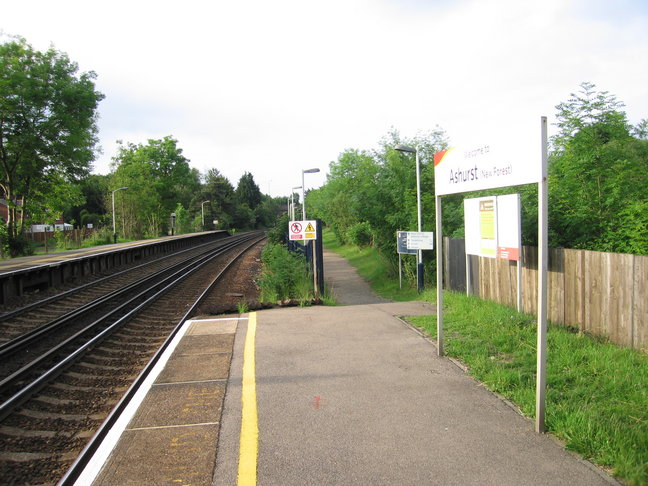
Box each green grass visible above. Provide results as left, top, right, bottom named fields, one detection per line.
left=257, top=242, right=314, bottom=303
left=324, top=231, right=648, bottom=485
left=323, top=229, right=420, bottom=302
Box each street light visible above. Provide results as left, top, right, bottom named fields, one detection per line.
left=201, top=200, right=210, bottom=230
left=395, top=144, right=424, bottom=292
left=301, top=168, right=320, bottom=220
left=112, top=186, right=128, bottom=244
left=291, top=185, right=302, bottom=220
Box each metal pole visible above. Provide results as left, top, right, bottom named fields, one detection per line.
left=301, top=171, right=306, bottom=221
left=201, top=200, right=210, bottom=231
left=112, top=190, right=116, bottom=244
left=112, top=187, right=127, bottom=244
left=436, top=194, right=444, bottom=356
left=536, top=116, right=549, bottom=433
left=415, top=150, right=424, bottom=292
left=466, top=253, right=471, bottom=296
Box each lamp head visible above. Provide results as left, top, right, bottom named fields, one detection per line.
left=394, top=144, right=416, bottom=154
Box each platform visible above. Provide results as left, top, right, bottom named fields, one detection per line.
left=71, top=249, right=618, bottom=486
left=0, top=231, right=228, bottom=305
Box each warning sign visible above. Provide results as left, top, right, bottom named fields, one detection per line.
left=289, top=220, right=317, bottom=240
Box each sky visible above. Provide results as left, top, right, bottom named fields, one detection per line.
left=3, top=0, right=648, bottom=198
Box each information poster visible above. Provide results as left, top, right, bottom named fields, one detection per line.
left=464, top=194, right=520, bottom=260
left=479, top=198, right=497, bottom=257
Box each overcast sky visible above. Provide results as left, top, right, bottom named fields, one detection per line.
left=3, top=0, right=648, bottom=197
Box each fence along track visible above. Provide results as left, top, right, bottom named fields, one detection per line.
left=443, top=237, right=648, bottom=351
left=0, top=232, right=264, bottom=485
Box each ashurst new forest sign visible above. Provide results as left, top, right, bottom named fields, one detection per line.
left=434, top=129, right=542, bottom=195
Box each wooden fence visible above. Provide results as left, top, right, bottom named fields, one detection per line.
left=443, top=237, right=648, bottom=352
left=26, top=228, right=95, bottom=245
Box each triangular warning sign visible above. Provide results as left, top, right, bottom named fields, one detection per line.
left=305, top=222, right=315, bottom=232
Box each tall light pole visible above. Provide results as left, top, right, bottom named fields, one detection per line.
left=395, top=144, right=424, bottom=292
left=112, top=186, right=128, bottom=244
left=201, top=200, right=210, bottom=231
left=291, top=185, right=302, bottom=220
left=301, top=168, right=320, bottom=220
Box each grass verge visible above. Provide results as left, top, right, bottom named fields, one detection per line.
left=325, top=231, right=648, bottom=485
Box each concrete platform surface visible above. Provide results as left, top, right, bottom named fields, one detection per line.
left=214, top=304, right=617, bottom=486
left=88, top=318, right=238, bottom=486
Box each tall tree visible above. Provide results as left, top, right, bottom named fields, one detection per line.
left=201, top=168, right=236, bottom=229
left=110, top=137, right=199, bottom=238
left=0, top=36, right=104, bottom=252
left=235, top=172, right=262, bottom=209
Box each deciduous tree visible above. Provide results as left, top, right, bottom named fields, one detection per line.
left=0, top=36, right=104, bottom=253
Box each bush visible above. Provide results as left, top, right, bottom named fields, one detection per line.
left=347, top=221, right=373, bottom=247
left=258, top=243, right=313, bottom=302
left=8, top=234, right=35, bottom=257
left=266, top=213, right=290, bottom=245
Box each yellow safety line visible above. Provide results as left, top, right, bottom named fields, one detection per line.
left=237, top=312, right=258, bottom=486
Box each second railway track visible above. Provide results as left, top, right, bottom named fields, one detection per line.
left=0, top=232, right=266, bottom=486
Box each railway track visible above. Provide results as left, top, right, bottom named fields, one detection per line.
left=0, top=232, right=265, bottom=485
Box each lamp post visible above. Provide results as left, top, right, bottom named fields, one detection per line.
left=291, top=185, right=302, bottom=220
left=301, top=168, right=320, bottom=220
left=112, top=186, right=128, bottom=244
left=201, top=200, right=210, bottom=230
left=395, top=144, right=424, bottom=292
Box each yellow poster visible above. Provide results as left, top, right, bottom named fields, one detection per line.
left=479, top=199, right=496, bottom=257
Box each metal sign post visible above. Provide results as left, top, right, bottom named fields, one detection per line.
left=536, top=117, right=549, bottom=433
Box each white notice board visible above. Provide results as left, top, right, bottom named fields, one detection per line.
left=464, top=194, right=520, bottom=261
left=406, top=231, right=434, bottom=250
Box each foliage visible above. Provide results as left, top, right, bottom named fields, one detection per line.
left=109, top=136, right=200, bottom=238
left=346, top=221, right=373, bottom=247
left=66, top=174, right=110, bottom=229
left=549, top=82, right=648, bottom=254
left=80, top=227, right=113, bottom=247
left=0, top=36, right=104, bottom=254
left=267, top=213, right=290, bottom=245
left=0, top=220, right=8, bottom=258
left=236, top=172, right=262, bottom=210
left=258, top=243, right=313, bottom=302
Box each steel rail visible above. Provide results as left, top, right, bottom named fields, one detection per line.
left=0, top=234, right=248, bottom=359
left=0, top=234, right=234, bottom=322
left=0, top=232, right=263, bottom=421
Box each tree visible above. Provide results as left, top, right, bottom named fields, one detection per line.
left=110, top=137, right=199, bottom=238
left=549, top=82, right=648, bottom=253
left=201, top=168, right=237, bottom=229
left=65, top=174, right=110, bottom=228
left=235, top=172, right=262, bottom=209
left=0, top=36, right=104, bottom=253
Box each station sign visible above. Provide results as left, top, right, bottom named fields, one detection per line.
left=289, top=220, right=317, bottom=240
left=433, top=119, right=542, bottom=196
left=406, top=231, right=434, bottom=250
left=396, top=231, right=417, bottom=254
